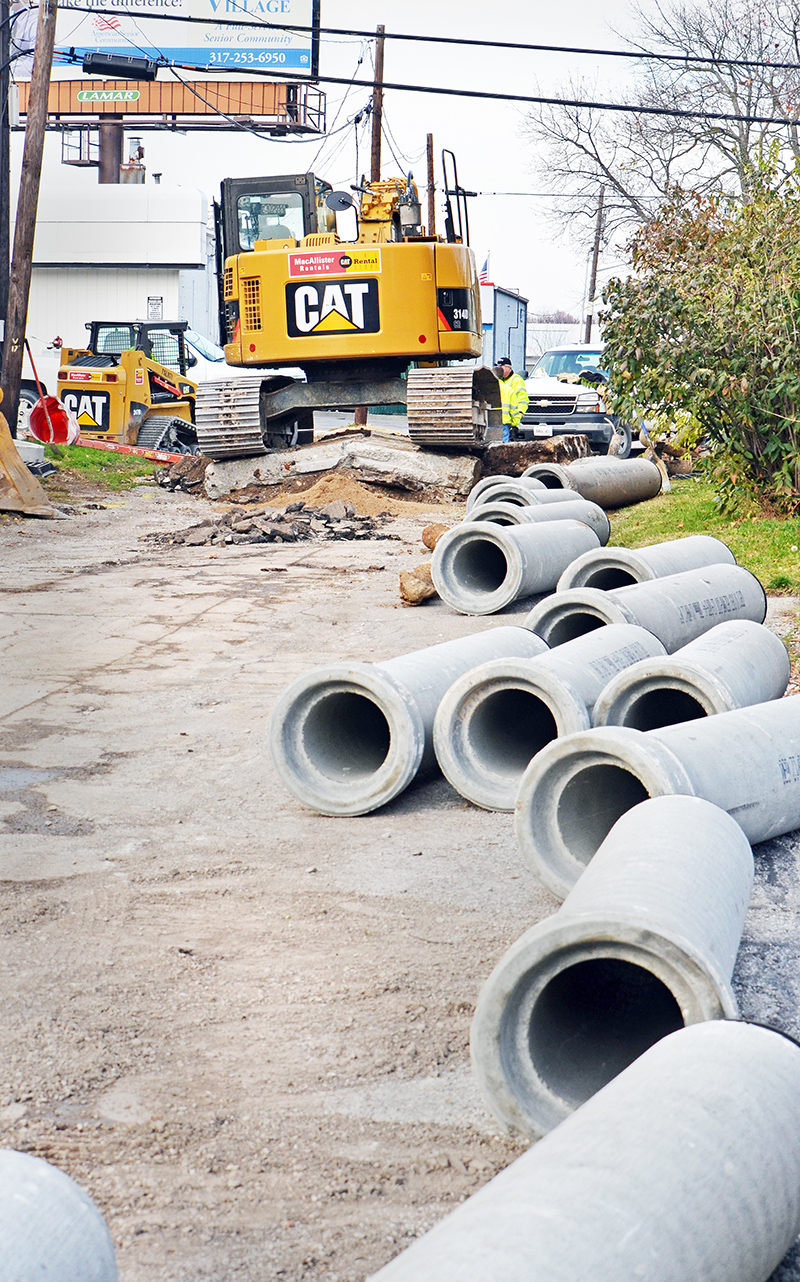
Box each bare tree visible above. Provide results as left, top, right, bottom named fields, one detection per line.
left=523, top=0, right=800, bottom=248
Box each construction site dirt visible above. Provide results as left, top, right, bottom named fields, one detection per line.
left=2, top=479, right=800, bottom=1282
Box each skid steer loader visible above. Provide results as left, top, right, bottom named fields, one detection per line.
left=56, top=320, right=198, bottom=454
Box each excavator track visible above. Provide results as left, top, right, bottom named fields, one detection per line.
left=195, top=376, right=267, bottom=460
left=406, top=366, right=501, bottom=449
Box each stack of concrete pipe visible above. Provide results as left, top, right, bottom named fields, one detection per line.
left=433, top=614, right=788, bottom=812
left=523, top=456, right=663, bottom=509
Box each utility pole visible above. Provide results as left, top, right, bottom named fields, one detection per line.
left=369, top=24, right=384, bottom=183
left=0, top=0, right=10, bottom=366
left=354, top=24, right=385, bottom=429
left=2, top=0, right=58, bottom=433
left=584, top=185, right=605, bottom=344
left=426, top=132, right=435, bottom=237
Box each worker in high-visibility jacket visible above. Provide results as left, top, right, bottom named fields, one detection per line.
left=494, top=357, right=529, bottom=442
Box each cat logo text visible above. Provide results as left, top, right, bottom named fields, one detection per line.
left=285, top=278, right=380, bottom=338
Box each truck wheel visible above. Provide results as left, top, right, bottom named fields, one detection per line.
left=607, top=421, right=633, bottom=459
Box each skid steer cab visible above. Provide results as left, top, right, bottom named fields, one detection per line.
left=57, top=321, right=198, bottom=454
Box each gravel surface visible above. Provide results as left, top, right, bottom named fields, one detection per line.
left=1, top=481, right=800, bottom=1281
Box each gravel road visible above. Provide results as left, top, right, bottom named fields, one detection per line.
left=1, top=479, right=800, bottom=1281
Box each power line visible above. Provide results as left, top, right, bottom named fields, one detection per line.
left=57, top=5, right=800, bottom=72
left=161, top=62, right=800, bottom=131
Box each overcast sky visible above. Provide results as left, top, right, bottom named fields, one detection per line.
left=26, top=0, right=639, bottom=317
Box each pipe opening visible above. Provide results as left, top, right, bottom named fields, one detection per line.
left=535, top=473, right=565, bottom=489
left=451, top=538, right=509, bottom=594
left=581, top=566, right=638, bottom=590
left=469, top=689, right=558, bottom=776
left=303, top=692, right=391, bottom=781
left=557, top=763, right=650, bottom=864
left=545, top=611, right=606, bottom=647
left=622, top=686, right=708, bottom=731
left=528, top=957, right=684, bottom=1106
left=476, top=511, right=516, bottom=526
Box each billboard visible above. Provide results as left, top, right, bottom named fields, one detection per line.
left=54, top=0, right=319, bottom=74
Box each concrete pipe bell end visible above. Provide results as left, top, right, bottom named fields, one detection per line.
left=471, top=913, right=739, bottom=1139
left=524, top=587, right=634, bottom=646
left=514, top=726, right=694, bottom=898
left=433, top=658, right=590, bottom=812
left=269, top=662, right=426, bottom=816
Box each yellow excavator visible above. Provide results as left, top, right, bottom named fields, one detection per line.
left=204, top=159, right=500, bottom=458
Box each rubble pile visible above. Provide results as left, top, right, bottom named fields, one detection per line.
left=143, top=499, right=397, bottom=548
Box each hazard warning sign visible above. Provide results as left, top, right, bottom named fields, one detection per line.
left=60, top=390, right=110, bottom=431
left=285, top=278, right=379, bottom=338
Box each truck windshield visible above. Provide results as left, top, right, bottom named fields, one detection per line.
left=185, top=329, right=225, bottom=362
left=532, top=349, right=607, bottom=379
left=237, top=191, right=306, bottom=248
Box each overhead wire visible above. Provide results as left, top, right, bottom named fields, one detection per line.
left=162, top=62, right=800, bottom=131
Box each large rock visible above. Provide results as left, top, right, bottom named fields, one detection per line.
left=479, top=436, right=591, bottom=477
left=204, top=439, right=479, bottom=501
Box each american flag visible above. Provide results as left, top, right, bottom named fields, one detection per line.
left=478, top=255, right=494, bottom=286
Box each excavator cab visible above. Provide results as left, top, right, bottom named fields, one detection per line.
left=220, top=174, right=335, bottom=255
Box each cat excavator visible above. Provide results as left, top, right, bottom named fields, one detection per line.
left=200, top=158, right=500, bottom=459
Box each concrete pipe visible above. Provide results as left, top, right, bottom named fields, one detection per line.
left=431, top=520, right=600, bottom=616
left=0, top=1149, right=118, bottom=1281
left=524, top=457, right=662, bottom=508
left=524, top=562, right=766, bottom=652
left=466, top=474, right=544, bottom=512
left=433, top=624, right=665, bottom=811
left=466, top=480, right=562, bottom=511
left=594, top=619, right=791, bottom=730
left=473, top=484, right=585, bottom=510
left=369, top=1021, right=800, bottom=1282
left=466, top=497, right=611, bottom=545
left=472, top=795, right=752, bottom=1137
left=557, top=533, right=735, bottom=590
left=515, top=693, right=800, bottom=899
left=269, top=626, right=549, bottom=816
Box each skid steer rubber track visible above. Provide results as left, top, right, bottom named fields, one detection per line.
left=406, top=366, right=501, bottom=449
left=195, top=376, right=267, bottom=460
